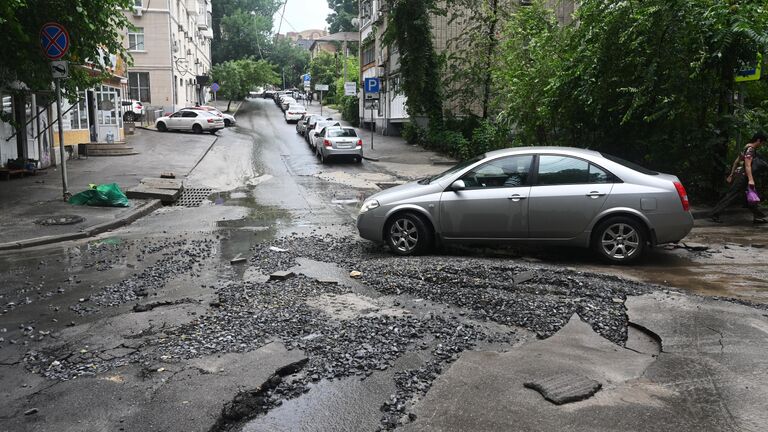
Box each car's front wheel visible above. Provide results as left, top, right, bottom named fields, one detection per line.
left=592, top=216, right=646, bottom=264
left=156, top=122, right=167, bottom=132
left=224, top=119, right=231, bottom=127
left=385, top=213, right=433, bottom=256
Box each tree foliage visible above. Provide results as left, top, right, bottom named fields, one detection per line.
left=215, top=10, right=274, bottom=64
left=212, top=0, right=281, bottom=64
left=211, top=58, right=279, bottom=109
left=0, top=0, right=133, bottom=100
left=326, top=0, right=358, bottom=33
left=264, top=38, right=310, bottom=89
left=383, top=0, right=444, bottom=125
left=492, top=0, right=768, bottom=198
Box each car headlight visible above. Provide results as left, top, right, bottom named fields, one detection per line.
left=359, top=199, right=380, bottom=214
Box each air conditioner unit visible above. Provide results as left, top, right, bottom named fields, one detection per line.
left=132, top=6, right=143, bottom=16
left=197, top=23, right=208, bottom=31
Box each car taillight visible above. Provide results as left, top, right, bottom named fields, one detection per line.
left=324, top=139, right=332, bottom=147
left=288, top=112, right=294, bottom=115
left=136, top=104, right=142, bottom=109
left=356, top=139, right=363, bottom=147
left=207, top=119, right=215, bottom=123
left=673, top=181, right=690, bottom=211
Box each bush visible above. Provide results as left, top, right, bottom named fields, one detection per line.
left=401, top=122, right=424, bottom=144
left=340, top=96, right=359, bottom=127
left=426, top=129, right=469, bottom=158
left=469, top=120, right=507, bottom=158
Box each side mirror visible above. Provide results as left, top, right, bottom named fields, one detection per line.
left=451, top=180, right=466, bottom=191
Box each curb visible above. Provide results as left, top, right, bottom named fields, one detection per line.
left=0, top=199, right=162, bottom=251
left=362, top=156, right=381, bottom=162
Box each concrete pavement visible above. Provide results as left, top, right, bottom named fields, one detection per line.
left=0, top=129, right=217, bottom=248
left=404, top=293, right=768, bottom=432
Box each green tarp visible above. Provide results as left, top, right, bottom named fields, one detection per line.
left=68, top=183, right=130, bottom=207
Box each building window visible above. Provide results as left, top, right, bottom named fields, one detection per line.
left=362, top=45, right=375, bottom=66
left=128, top=72, right=151, bottom=102
left=133, top=0, right=143, bottom=6
left=128, top=27, right=145, bottom=51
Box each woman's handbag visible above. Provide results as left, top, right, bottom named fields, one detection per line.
left=746, top=185, right=761, bottom=205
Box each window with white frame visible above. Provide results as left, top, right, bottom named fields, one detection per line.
left=128, top=72, right=151, bottom=102
left=128, top=27, right=145, bottom=51
left=133, top=0, right=143, bottom=6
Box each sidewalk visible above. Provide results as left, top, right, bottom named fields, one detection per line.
left=0, top=129, right=218, bottom=250
left=302, top=103, right=457, bottom=179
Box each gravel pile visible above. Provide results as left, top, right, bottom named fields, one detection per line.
left=82, top=238, right=215, bottom=312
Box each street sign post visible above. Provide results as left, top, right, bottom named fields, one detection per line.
left=50, top=61, right=69, bottom=79
left=316, top=84, right=329, bottom=116
left=41, top=22, right=71, bottom=200
left=363, top=78, right=381, bottom=150
left=211, top=82, right=220, bottom=101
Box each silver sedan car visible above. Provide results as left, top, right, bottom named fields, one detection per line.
left=316, top=126, right=363, bottom=164
left=356, top=147, right=693, bottom=263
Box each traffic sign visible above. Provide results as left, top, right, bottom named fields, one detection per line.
left=344, top=82, right=357, bottom=96
left=303, top=73, right=311, bottom=83
left=40, top=22, right=70, bottom=60
left=315, top=84, right=329, bottom=91
left=364, top=77, right=380, bottom=94
left=50, top=61, right=69, bottom=79
left=736, top=53, right=762, bottom=83
left=211, top=82, right=220, bottom=93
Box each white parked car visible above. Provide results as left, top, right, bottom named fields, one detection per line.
left=285, top=104, right=307, bottom=123
left=309, top=120, right=341, bottom=149
left=280, top=97, right=296, bottom=112
left=180, top=106, right=237, bottom=127
left=156, top=110, right=224, bottom=134
left=121, top=99, right=144, bottom=122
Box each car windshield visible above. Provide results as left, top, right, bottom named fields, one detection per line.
left=424, top=154, right=485, bottom=184
left=600, top=152, right=659, bottom=176
left=327, top=128, right=357, bottom=138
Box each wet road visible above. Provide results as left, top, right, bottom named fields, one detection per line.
left=1, top=98, right=767, bottom=431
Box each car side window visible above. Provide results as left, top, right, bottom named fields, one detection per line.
left=536, top=155, right=614, bottom=185
left=460, top=155, right=533, bottom=189
left=182, top=111, right=197, bottom=118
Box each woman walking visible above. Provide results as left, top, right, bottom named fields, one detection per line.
left=710, top=132, right=767, bottom=224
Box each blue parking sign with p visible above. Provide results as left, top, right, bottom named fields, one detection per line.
left=364, top=78, right=380, bottom=94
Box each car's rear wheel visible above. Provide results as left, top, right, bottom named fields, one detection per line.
left=592, top=216, right=646, bottom=264
left=192, top=124, right=203, bottom=134
left=123, top=112, right=135, bottom=122
left=318, top=148, right=326, bottom=164
left=224, top=119, right=231, bottom=127
left=385, top=213, right=433, bottom=256
left=157, top=122, right=167, bottom=132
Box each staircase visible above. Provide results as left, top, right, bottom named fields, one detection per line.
left=80, top=141, right=139, bottom=156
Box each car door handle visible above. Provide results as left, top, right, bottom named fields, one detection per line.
left=508, top=194, right=527, bottom=201
left=586, top=191, right=606, bottom=198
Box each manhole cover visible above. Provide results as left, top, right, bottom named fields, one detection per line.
left=35, top=215, right=86, bottom=226
left=176, top=188, right=213, bottom=207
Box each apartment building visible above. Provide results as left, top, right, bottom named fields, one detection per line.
left=125, top=0, right=213, bottom=113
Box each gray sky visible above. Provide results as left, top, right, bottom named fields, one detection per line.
left=273, top=0, right=333, bottom=34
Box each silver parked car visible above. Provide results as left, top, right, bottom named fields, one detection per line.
left=308, top=120, right=341, bottom=149
left=315, top=126, right=363, bottom=164
left=356, top=147, right=693, bottom=263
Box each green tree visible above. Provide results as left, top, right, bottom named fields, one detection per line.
left=215, top=9, right=274, bottom=64
left=0, top=0, right=133, bottom=101
left=383, top=0, right=444, bottom=126
left=493, top=0, right=768, bottom=199
left=326, top=0, right=358, bottom=33
left=264, top=38, right=310, bottom=89
left=212, top=58, right=279, bottom=110
left=212, top=0, right=281, bottom=62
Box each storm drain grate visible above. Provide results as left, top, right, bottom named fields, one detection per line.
left=176, top=188, right=213, bottom=207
